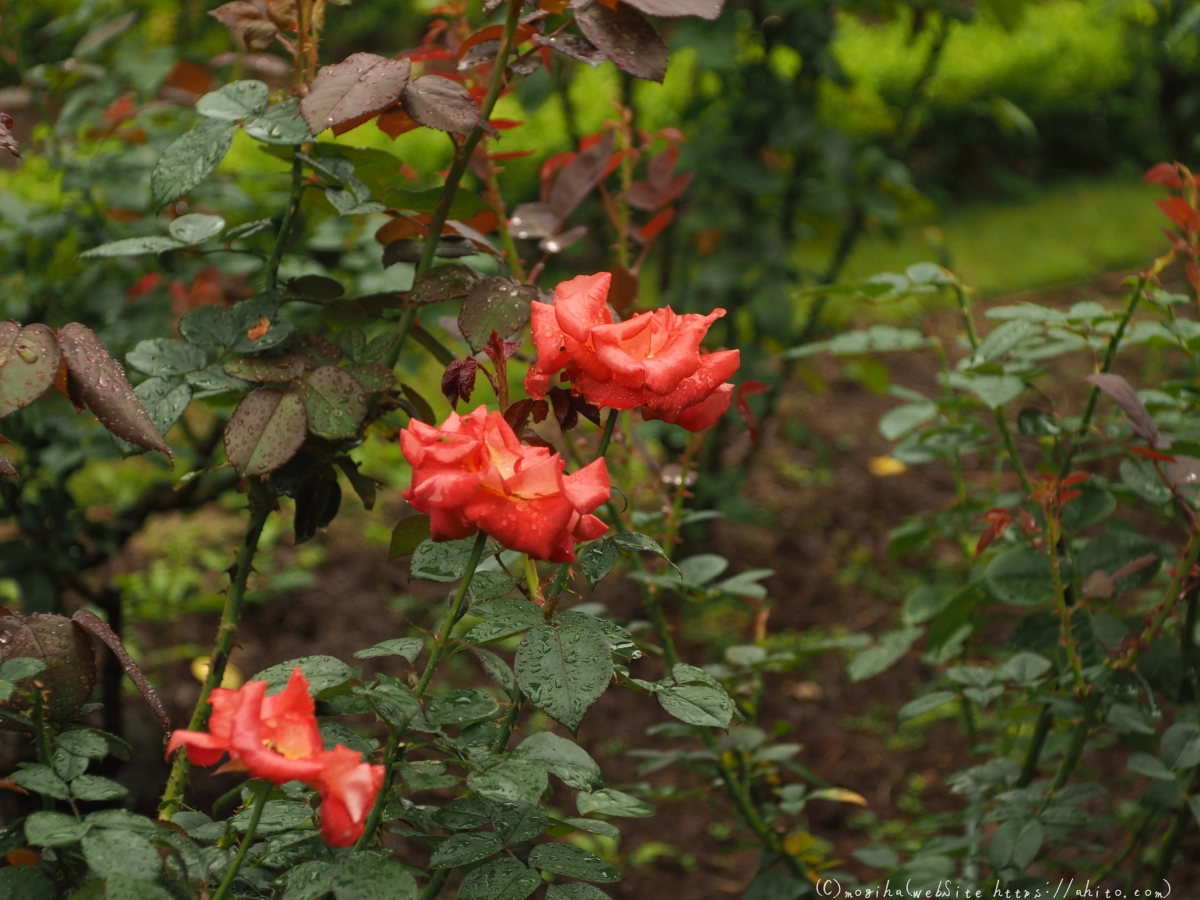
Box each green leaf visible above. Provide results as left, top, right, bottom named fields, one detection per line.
left=84, top=810, right=160, bottom=832
left=560, top=818, right=620, bottom=839
left=677, top=554, right=728, bottom=585
left=458, top=278, right=537, bottom=351
left=611, top=532, right=676, bottom=571
left=127, top=339, right=207, bottom=377
left=847, top=627, right=923, bottom=682
left=281, top=859, right=336, bottom=900
left=72, top=775, right=129, bottom=801
left=57, top=729, right=108, bottom=759
left=579, top=539, right=619, bottom=589
left=113, top=376, right=193, bottom=457
left=469, top=571, right=518, bottom=601
left=490, top=802, right=548, bottom=843
left=384, top=188, right=494, bottom=220
left=984, top=548, right=1053, bottom=607
left=1162, top=723, right=1200, bottom=771
left=428, top=832, right=503, bottom=869
left=473, top=648, right=516, bottom=695
left=0, top=869, right=55, bottom=900
left=0, top=657, right=45, bottom=681
left=105, top=874, right=175, bottom=900
left=1128, top=751, right=1177, bottom=781
left=456, top=858, right=540, bottom=900
left=879, top=401, right=938, bottom=441
left=25, top=810, right=89, bottom=847
left=1000, top=652, right=1052, bottom=684
left=467, top=760, right=548, bottom=805
left=253, top=655, right=353, bottom=696
left=511, top=731, right=604, bottom=791
left=79, top=236, right=185, bottom=258
left=195, top=80, right=269, bottom=120
left=1107, top=702, right=1155, bottom=735
left=528, top=843, right=620, bottom=882
left=410, top=536, right=478, bottom=582
left=82, top=828, right=161, bottom=880
left=296, top=366, right=368, bottom=440
left=151, top=118, right=238, bottom=208
left=389, top=516, right=431, bottom=559
left=425, top=688, right=499, bottom=725
left=432, top=796, right=492, bottom=831
left=947, top=372, right=1025, bottom=408
left=224, top=388, right=308, bottom=476
left=399, top=760, right=456, bottom=791
left=1120, top=457, right=1172, bottom=505
left=546, top=886, right=611, bottom=900
left=1075, top=531, right=1161, bottom=592
left=331, top=854, right=417, bottom=900
left=575, top=788, right=654, bottom=818
left=1062, top=485, right=1116, bottom=531
left=655, top=664, right=736, bottom=728
left=468, top=598, right=546, bottom=644
left=515, top=622, right=612, bottom=733
left=11, top=764, right=70, bottom=800
left=245, top=99, right=315, bottom=145
left=168, top=213, right=227, bottom=244
left=970, top=319, right=1039, bottom=366
left=231, top=800, right=314, bottom=834
left=180, top=306, right=240, bottom=350
left=354, top=638, right=423, bottom=661
left=897, top=691, right=958, bottom=723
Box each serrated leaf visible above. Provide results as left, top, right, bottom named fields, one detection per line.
left=579, top=539, right=619, bottom=589
left=546, top=885, right=611, bottom=900
left=512, top=732, right=603, bottom=791
left=354, top=638, right=424, bottom=661
left=24, top=811, right=89, bottom=847
left=224, top=353, right=305, bottom=383
left=126, top=338, right=207, bottom=376
left=515, top=622, right=612, bottom=733
left=428, top=832, right=503, bottom=869
left=151, top=118, right=237, bottom=208
left=106, top=873, right=175, bottom=900
left=230, top=799, right=314, bottom=834
left=406, top=264, right=487, bottom=305
left=195, top=80, right=269, bottom=121
left=58, top=323, right=171, bottom=459
left=296, top=366, right=367, bottom=440
left=575, top=788, right=654, bottom=818
left=223, top=388, right=307, bottom=476
left=245, top=98, right=315, bottom=145
left=401, top=75, right=481, bottom=136
left=410, top=536, right=478, bottom=582
left=984, top=548, right=1054, bottom=607
left=78, top=236, right=186, bottom=258
left=389, top=515, right=431, bottom=559
left=179, top=305, right=239, bottom=349
left=110, top=376, right=191, bottom=457
left=575, top=2, right=668, bottom=83
left=528, top=843, right=620, bottom=882
left=0, top=869, right=54, bottom=900
left=301, top=53, right=411, bottom=135
left=458, top=277, right=536, bottom=352
left=82, top=827, right=161, bottom=880
left=0, top=322, right=60, bottom=417
left=425, top=688, right=499, bottom=725
left=57, top=729, right=108, bottom=759
left=253, top=655, right=353, bottom=696
left=656, top=674, right=735, bottom=728
left=467, top=760, right=548, bottom=805
left=490, top=801, right=548, bottom=844
left=168, top=213, right=227, bottom=244
left=847, top=627, right=923, bottom=682
left=0, top=657, right=44, bottom=681
left=897, top=691, right=958, bottom=723
left=467, top=598, right=544, bottom=644
left=456, top=858, right=540, bottom=900
left=71, top=775, right=129, bottom=801
left=283, top=859, right=336, bottom=900
left=331, top=853, right=417, bottom=900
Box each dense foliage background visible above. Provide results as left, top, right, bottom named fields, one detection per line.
left=4, top=0, right=1200, bottom=897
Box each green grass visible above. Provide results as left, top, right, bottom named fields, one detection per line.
left=834, top=178, right=1167, bottom=298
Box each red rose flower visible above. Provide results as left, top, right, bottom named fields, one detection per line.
left=525, top=272, right=739, bottom=431
left=166, top=668, right=385, bottom=847
left=401, top=405, right=610, bottom=562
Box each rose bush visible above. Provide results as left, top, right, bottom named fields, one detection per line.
left=525, top=272, right=740, bottom=431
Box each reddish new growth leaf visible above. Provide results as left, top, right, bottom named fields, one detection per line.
left=1145, top=161, right=1189, bottom=190
left=548, top=386, right=601, bottom=432
left=441, top=358, right=481, bottom=409
left=247, top=316, right=271, bottom=341
left=628, top=144, right=693, bottom=212
left=0, top=113, right=19, bottom=159
left=208, top=2, right=279, bottom=51
left=734, top=380, right=768, bottom=443
left=976, top=508, right=1014, bottom=556
left=301, top=53, right=412, bottom=136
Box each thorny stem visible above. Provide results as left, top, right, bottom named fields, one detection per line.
left=1094, top=807, right=1156, bottom=887
left=1151, top=766, right=1198, bottom=884
left=265, top=149, right=305, bottom=295
left=1039, top=693, right=1098, bottom=810
left=1015, top=707, right=1052, bottom=787
left=1048, top=525, right=1085, bottom=692
left=1128, top=532, right=1200, bottom=664
left=211, top=780, right=271, bottom=900
left=386, top=0, right=525, bottom=370
left=160, top=480, right=272, bottom=819
left=1060, top=275, right=1147, bottom=479
left=355, top=530, right=489, bottom=848
left=30, top=691, right=54, bottom=812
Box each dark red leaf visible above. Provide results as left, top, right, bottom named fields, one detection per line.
left=401, top=75, right=484, bottom=136
left=533, top=33, right=607, bottom=67
left=0, top=113, right=20, bottom=159
left=441, top=358, right=480, bottom=409
left=223, top=387, right=307, bottom=476
left=576, top=1, right=669, bottom=83
left=549, top=386, right=600, bottom=431
left=640, top=206, right=675, bottom=242
left=0, top=323, right=61, bottom=418
left=623, top=0, right=726, bottom=18
left=1145, top=162, right=1184, bottom=189
left=300, top=53, right=411, bottom=135
left=548, top=129, right=614, bottom=223
left=1083, top=373, right=1164, bottom=448
left=208, top=2, right=279, bottom=51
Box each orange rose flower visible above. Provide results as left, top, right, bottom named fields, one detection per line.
left=525, top=272, right=740, bottom=431
left=400, top=405, right=610, bottom=562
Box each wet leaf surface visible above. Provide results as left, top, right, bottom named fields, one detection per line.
left=458, top=277, right=536, bottom=351
left=301, top=53, right=411, bottom=135
left=575, top=2, right=669, bottom=83
left=223, top=387, right=307, bottom=475
left=295, top=366, right=367, bottom=440
left=0, top=323, right=60, bottom=418
left=515, top=621, right=612, bottom=733
left=151, top=118, right=238, bottom=208
left=401, top=75, right=482, bottom=135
